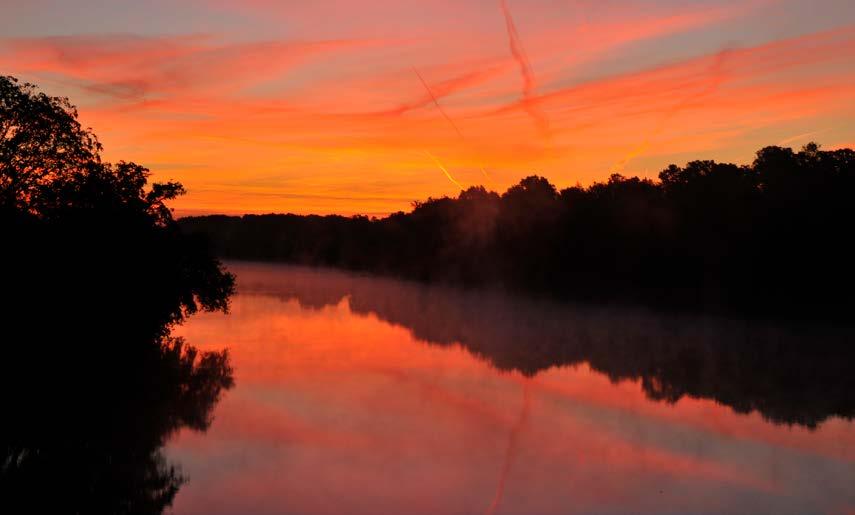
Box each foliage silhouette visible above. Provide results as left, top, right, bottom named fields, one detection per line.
left=1, top=75, right=235, bottom=513
left=183, top=142, right=855, bottom=319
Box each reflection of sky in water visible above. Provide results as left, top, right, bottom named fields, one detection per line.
left=168, top=263, right=855, bottom=515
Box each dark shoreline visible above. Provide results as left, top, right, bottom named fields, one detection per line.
left=180, top=144, right=855, bottom=323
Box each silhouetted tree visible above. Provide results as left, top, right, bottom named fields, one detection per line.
left=1, top=75, right=235, bottom=513
left=1, top=76, right=101, bottom=211
left=1, top=75, right=234, bottom=327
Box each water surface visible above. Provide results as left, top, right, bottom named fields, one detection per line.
left=168, top=262, right=855, bottom=515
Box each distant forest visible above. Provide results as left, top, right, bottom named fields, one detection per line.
left=181, top=143, right=854, bottom=319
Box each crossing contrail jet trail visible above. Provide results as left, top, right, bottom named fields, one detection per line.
left=425, top=150, right=464, bottom=190
left=500, top=0, right=550, bottom=137
left=414, top=67, right=491, bottom=182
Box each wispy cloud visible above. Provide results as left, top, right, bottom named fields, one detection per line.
left=1, top=2, right=853, bottom=215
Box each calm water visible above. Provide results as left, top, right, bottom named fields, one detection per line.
left=168, top=262, right=855, bottom=515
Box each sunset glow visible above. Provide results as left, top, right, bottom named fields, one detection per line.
left=2, top=0, right=853, bottom=215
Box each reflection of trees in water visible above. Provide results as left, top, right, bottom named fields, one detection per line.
left=245, top=263, right=855, bottom=429
left=1, top=228, right=234, bottom=512
left=2, top=336, right=233, bottom=513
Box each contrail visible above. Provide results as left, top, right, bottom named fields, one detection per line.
left=414, top=68, right=492, bottom=182
left=485, top=381, right=532, bottom=515
left=500, top=0, right=550, bottom=136
left=414, top=67, right=467, bottom=142
left=425, top=150, right=464, bottom=190
left=500, top=0, right=535, bottom=97
left=777, top=129, right=826, bottom=147
left=611, top=48, right=732, bottom=173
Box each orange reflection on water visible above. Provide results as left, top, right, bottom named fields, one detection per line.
left=168, top=263, right=855, bottom=515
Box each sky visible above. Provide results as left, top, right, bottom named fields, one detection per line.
left=1, top=0, right=854, bottom=216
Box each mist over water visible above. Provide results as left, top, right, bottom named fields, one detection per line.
left=167, top=262, right=855, bottom=515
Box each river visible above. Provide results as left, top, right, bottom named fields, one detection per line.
left=167, top=261, right=855, bottom=515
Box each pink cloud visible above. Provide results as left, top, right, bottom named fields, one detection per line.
left=1, top=13, right=852, bottom=215
left=0, top=34, right=393, bottom=104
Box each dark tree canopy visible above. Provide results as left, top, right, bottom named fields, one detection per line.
left=182, top=143, right=855, bottom=320
left=1, top=75, right=101, bottom=210
left=1, top=76, right=235, bottom=513
left=1, top=75, right=234, bottom=323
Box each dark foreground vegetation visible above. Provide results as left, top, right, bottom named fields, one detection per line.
left=183, top=143, right=854, bottom=319
left=1, top=76, right=234, bottom=513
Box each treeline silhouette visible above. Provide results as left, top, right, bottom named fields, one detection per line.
left=182, top=143, right=855, bottom=319
left=2, top=76, right=234, bottom=513
left=235, top=262, right=855, bottom=429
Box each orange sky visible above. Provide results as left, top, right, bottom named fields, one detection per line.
left=1, top=0, right=853, bottom=215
